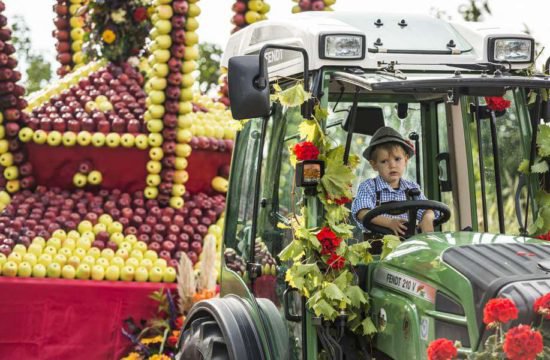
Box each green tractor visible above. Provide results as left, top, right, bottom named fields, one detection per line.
left=177, top=12, right=550, bottom=359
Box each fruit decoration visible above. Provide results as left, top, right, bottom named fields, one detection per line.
left=231, top=0, right=270, bottom=33
left=291, top=0, right=335, bottom=13
left=82, top=0, right=153, bottom=63
left=216, top=71, right=230, bottom=107
left=53, top=0, right=86, bottom=76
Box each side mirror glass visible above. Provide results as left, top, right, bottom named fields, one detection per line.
left=228, top=55, right=270, bottom=120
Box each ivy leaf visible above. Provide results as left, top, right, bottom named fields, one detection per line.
left=361, top=317, right=377, bottom=336
left=271, top=82, right=311, bottom=107
left=323, top=283, right=346, bottom=301
left=279, top=240, right=304, bottom=262
left=518, top=159, right=530, bottom=174
left=345, top=286, right=368, bottom=308
left=312, top=299, right=338, bottom=320
left=532, top=160, right=549, bottom=174
left=538, top=124, right=550, bottom=157
left=380, top=235, right=401, bottom=260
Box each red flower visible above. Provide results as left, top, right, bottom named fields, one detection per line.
left=167, top=333, right=179, bottom=347
left=426, top=338, right=458, bottom=360
left=133, top=7, right=148, bottom=22
left=485, top=96, right=511, bottom=112
left=483, top=298, right=518, bottom=325
left=174, top=316, right=185, bottom=329
left=334, top=197, right=351, bottom=205
left=536, top=230, right=550, bottom=241
left=326, top=252, right=345, bottom=270
left=503, top=325, right=543, bottom=360
left=316, top=227, right=342, bottom=255
left=534, top=293, right=550, bottom=319
left=293, top=141, right=319, bottom=161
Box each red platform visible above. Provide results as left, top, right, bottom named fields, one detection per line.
left=0, top=277, right=176, bottom=359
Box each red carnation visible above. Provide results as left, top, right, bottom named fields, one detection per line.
left=326, top=252, right=346, bottom=270
left=536, top=230, right=550, bottom=241
left=133, top=7, right=148, bottom=22
left=293, top=141, right=319, bottom=161
left=534, top=293, right=550, bottom=319
left=426, top=338, right=457, bottom=360
left=503, top=325, right=543, bottom=360
left=316, top=226, right=342, bottom=255
left=483, top=298, right=518, bottom=326
left=485, top=96, right=511, bottom=112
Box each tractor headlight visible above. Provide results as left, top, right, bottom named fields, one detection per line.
left=489, top=38, right=534, bottom=63
left=320, top=34, right=365, bottom=60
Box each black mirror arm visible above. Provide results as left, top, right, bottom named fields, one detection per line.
left=343, top=87, right=360, bottom=165
left=257, top=45, right=312, bottom=119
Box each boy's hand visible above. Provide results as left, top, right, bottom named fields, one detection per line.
left=419, top=210, right=435, bottom=233
left=372, top=216, right=408, bottom=236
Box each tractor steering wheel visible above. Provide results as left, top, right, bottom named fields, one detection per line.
left=361, top=200, right=451, bottom=238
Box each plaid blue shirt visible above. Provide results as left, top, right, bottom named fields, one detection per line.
left=351, top=176, right=431, bottom=232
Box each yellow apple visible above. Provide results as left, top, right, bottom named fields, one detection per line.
left=149, top=266, right=163, bottom=282
left=77, top=131, right=92, bottom=146
left=76, top=263, right=91, bottom=280
left=91, top=265, right=105, bottom=280
left=47, top=262, right=62, bottom=278
left=32, top=263, right=47, bottom=278
left=61, top=264, right=76, bottom=279
left=105, top=265, right=120, bottom=281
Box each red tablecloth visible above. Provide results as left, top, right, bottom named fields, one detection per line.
left=0, top=277, right=176, bottom=360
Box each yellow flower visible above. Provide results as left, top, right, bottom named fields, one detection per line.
left=140, top=335, right=163, bottom=345
left=121, top=353, right=142, bottom=360
left=148, top=355, right=171, bottom=360
left=102, top=29, right=116, bottom=44
left=110, top=9, right=127, bottom=24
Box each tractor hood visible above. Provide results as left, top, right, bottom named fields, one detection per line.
left=377, top=232, right=550, bottom=346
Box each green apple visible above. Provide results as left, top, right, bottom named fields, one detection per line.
left=33, top=130, right=48, bottom=144
left=175, top=144, right=192, bottom=157
left=172, top=184, right=186, bottom=197
left=170, top=196, right=184, bottom=209
left=61, top=264, right=76, bottom=279
left=153, top=49, right=170, bottom=64
left=78, top=220, right=93, bottom=234
left=96, top=258, right=110, bottom=269
left=59, top=247, right=72, bottom=258
left=93, top=223, right=107, bottom=234
left=76, top=263, right=91, bottom=280
left=152, top=63, right=169, bottom=78
left=43, top=245, right=57, bottom=256
left=149, top=266, right=163, bottom=282
left=18, top=127, right=34, bottom=142
left=110, top=256, right=125, bottom=268
left=119, top=242, right=133, bottom=252
left=185, top=31, right=199, bottom=46
left=208, top=225, right=223, bottom=238
left=2, top=261, right=17, bottom=277
left=135, top=134, right=149, bottom=150
left=22, top=253, right=37, bottom=266
left=100, top=248, right=115, bottom=261
left=62, top=238, right=76, bottom=251
left=125, top=235, right=138, bottom=244
left=185, top=17, right=199, bottom=31
left=95, top=95, right=108, bottom=103
left=144, top=186, right=159, bottom=199
left=146, top=174, right=161, bottom=187
left=73, top=173, right=87, bottom=188
left=106, top=133, right=120, bottom=148
left=0, top=190, right=10, bottom=205
left=77, top=131, right=92, bottom=146
left=150, top=77, right=167, bottom=91
left=140, top=258, right=153, bottom=271
left=0, top=139, right=7, bottom=154
left=17, top=261, right=32, bottom=277
left=85, top=101, right=97, bottom=113
left=81, top=231, right=96, bottom=242
left=177, top=129, right=193, bottom=143
left=144, top=250, right=158, bottom=261
left=33, top=237, right=46, bottom=247
left=179, top=87, right=194, bottom=101
left=0, top=153, right=13, bottom=167
left=156, top=5, right=173, bottom=19
left=77, top=237, right=91, bottom=250
left=135, top=266, right=149, bottom=282
left=91, top=265, right=105, bottom=281
left=91, top=133, right=106, bottom=147
left=47, top=131, right=63, bottom=146
left=146, top=160, right=162, bottom=174
left=47, top=262, right=62, bottom=278
left=129, top=250, right=143, bottom=261
left=177, top=114, right=193, bottom=129
left=87, top=247, right=101, bottom=259
left=156, top=34, right=172, bottom=49
left=87, top=170, right=103, bottom=185
left=105, top=265, right=120, bottom=281
left=147, top=119, right=164, bottom=133
left=148, top=133, right=163, bottom=147
left=155, top=259, right=168, bottom=269
left=53, top=254, right=67, bottom=267
left=108, top=221, right=123, bottom=234
left=155, top=19, right=172, bottom=35
left=120, top=134, right=135, bottom=148
left=174, top=157, right=188, bottom=170
left=98, top=214, right=113, bottom=226
left=67, top=255, right=81, bottom=269
left=110, top=232, right=125, bottom=245
left=82, top=255, right=95, bottom=267
left=4, top=166, right=18, bottom=180
left=98, top=101, right=113, bottom=112
left=120, top=266, right=135, bottom=282
left=52, top=229, right=67, bottom=241
left=162, top=267, right=177, bottom=282
left=149, top=104, right=165, bottom=119
left=67, top=230, right=81, bottom=240
left=73, top=248, right=87, bottom=259
left=63, top=132, right=77, bottom=146
left=27, top=243, right=43, bottom=256
left=32, top=263, right=47, bottom=278
left=125, top=257, right=140, bottom=269
left=12, top=244, right=27, bottom=255
left=47, top=237, right=62, bottom=249
left=116, top=248, right=129, bottom=260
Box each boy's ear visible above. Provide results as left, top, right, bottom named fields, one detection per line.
left=369, top=159, right=377, bottom=170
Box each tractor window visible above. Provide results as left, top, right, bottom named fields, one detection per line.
left=467, top=90, right=532, bottom=234
left=437, top=102, right=457, bottom=231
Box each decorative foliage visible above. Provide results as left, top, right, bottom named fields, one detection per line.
left=428, top=293, right=550, bottom=359
left=82, top=0, right=153, bottom=63
left=277, top=82, right=395, bottom=335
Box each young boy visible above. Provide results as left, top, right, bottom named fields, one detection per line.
left=351, top=126, right=435, bottom=236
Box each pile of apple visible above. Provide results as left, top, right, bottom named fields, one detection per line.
left=24, top=62, right=146, bottom=135
left=291, top=0, right=335, bottom=12
left=217, top=73, right=230, bottom=107
left=231, top=0, right=270, bottom=33
left=224, top=239, right=277, bottom=278
left=53, top=0, right=87, bottom=76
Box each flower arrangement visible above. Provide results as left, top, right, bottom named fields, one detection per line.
left=485, top=96, right=511, bottom=112
left=427, top=293, right=550, bottom=360
left=275, top=83, right=398, bottom=335
left=82, top=0, right=153, bottom=63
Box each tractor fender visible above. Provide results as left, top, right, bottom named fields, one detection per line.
left=181, top=295, right=266, bottom=360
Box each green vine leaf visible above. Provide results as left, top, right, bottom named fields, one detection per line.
left=271, top=82, right=311, bottom=107
left=323, top=283, right=347, bottom=301
left=299, top=119, right=323, bottom=143
left=538, top=124, right=550, bottom=157
left=279, top=240, right=305, bottom=262
left=361, top=317, right=378, bottom=336
left=312, top=299, right=338, bottom=320
left=518, top=159, right=530, bottom=174
left=381, top=235, right=401, bottom=260
left=347, top=242, right=373, bottom=266
left=531, top=160, right=549, bottom=174
left=345, top=286, right=368, bottom=308
left=320, top=159, right=355, bottom=199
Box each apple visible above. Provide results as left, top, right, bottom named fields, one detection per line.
left=61, top=264, right=76, bottom=279
left=163, top=267, right=177, bottom=282
left=47, top=262, right=62, bottom=278
left=149, top=266, right=163, bottom=282
left=32, top=263, right=47, bottom=278
left=90, top=265, right=105, bottom=280
left=120, top=266, right=135, bottom=282
left=77, top=131, right=92, bottom=146
left=105, top=265, right=120, bottom=281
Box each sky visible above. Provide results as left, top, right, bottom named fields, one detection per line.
left=3, top=0, right=550, bottom=74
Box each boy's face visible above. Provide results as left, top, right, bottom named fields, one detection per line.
left=369, top=146, right=409, bottom=187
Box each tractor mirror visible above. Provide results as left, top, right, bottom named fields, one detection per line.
left=228, top=55, right=271, bottom=120
left=342, top=106, right=385, bottom=136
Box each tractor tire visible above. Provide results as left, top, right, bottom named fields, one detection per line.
left=179, top=316, right=230, bottom=360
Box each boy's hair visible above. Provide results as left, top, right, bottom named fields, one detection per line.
left=369, top=142, right=409, bottom=161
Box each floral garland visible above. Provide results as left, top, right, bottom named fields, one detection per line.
left=275, top=83, right=398, bottom=335
left=427, top=294, right=550, bottom=360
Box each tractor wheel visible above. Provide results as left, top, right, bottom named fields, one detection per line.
left=179, top=316, right=230, bottom=360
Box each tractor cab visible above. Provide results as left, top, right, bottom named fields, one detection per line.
left=178, top=11, right=550, bottom=360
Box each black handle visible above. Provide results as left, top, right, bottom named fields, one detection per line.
left=283, top=287, right=301, bottom=322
